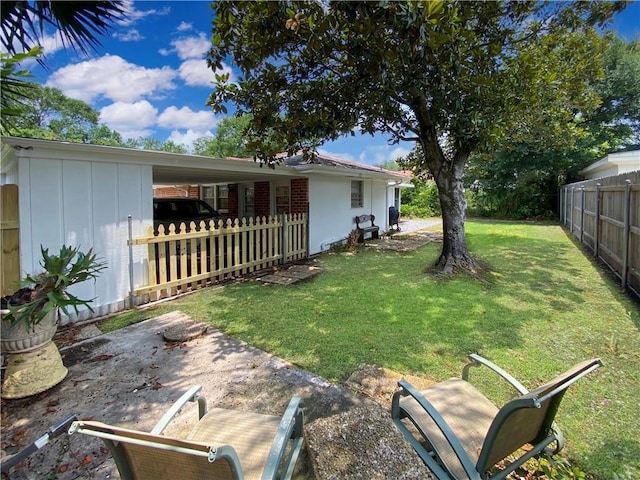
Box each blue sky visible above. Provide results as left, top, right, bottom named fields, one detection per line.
left=23, top=0, right=640, bottom=165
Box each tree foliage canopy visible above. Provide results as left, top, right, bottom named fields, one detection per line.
left=193, top=114, right=254, bottom=157
left=10, top=83, right=123, bottom=145
left=1, top=0, right=124, bottom=56
left=465, top=35, right=640, bottom=219
left=207, top=0, right=623, bottom=273
left=1, top=1, right=123, bottom=134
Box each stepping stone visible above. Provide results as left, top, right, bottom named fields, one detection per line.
left=259, top=274, right=300, bottom=285
left=274, top=265, right=321, bottom=280
left=162, top=318, right=208, bottom=342
left=259, top=264, right=322, bottom=284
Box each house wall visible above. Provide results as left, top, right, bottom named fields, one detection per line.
left=307, top=175, right=391, bottom=254
left=8, top=155, right=152, bottom=324
left=255, top=181, right=270, bottom=218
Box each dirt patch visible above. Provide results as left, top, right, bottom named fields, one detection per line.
left=367, top=231, right=443, bottom=252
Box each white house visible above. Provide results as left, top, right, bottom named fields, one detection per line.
left=0, top=136, right=409, bottom=322
left=579, top=147, right=640, bottom=180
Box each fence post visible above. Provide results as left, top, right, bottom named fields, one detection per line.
left=128, top=215, right=135, bottom=309
left=562, top=187, right=567, bottom=227
left=594, top=183, right=601, bottom=258
left=281, top=213, right=288, bottom=265
left=569, top=187, right=574, bottom=234
left=580, top=187, right=585, bottom=243
left=622, top=180, right=631, bottom=289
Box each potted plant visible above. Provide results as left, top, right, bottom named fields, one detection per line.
left=1, top=245, right=106, bottom=398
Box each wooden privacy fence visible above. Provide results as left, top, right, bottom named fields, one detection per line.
left=1, top=185, right=20, bottom=297
left=129, top=213, right=308, bottom=301
left=559, top=171, right=640, bottom=298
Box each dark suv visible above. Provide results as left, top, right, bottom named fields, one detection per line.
left=153, top=197, right=220, bottom=232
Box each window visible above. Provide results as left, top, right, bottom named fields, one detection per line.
left=276, top=185, right=290, bottom=214
left=201, top=185, right=215, bottom=208
left=351, top=180, right=363, bottom=208
left=216, top=185, right=229, bottom=212
left=243, top=185, right=254, bottom=217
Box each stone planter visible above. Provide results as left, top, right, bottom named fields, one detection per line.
left=1, top=309, right=67, bottom=399
left=1, top=309, right=58, bottom=353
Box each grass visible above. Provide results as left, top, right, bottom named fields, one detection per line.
left=103, top=220, right=640, bottom=479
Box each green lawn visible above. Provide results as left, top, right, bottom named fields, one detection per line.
left=104, top=220, right=640, bottom=479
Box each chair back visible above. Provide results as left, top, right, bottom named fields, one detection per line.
left=70, top=421, right=243, bottom=480
left=476, top=358, right=601, bottom=473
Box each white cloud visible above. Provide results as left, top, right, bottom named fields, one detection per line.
left=317, top=148, right=356, bottom=162
left=46, top=54, right=177, bottom=103
left=178, top=59, right=234, bottom=87
left=38, top=32, right=65, bottom=57
left=117, top=1, right=170, bottom=27
left=171, top=33, right=210, bottom=60
left=157, top=106, right=218, bottom=130
left=167, top=129, right=213, bottom=151
left=359, top=145, right=411, bottom=165
left=177, top=22, right=193, bottom=32
left=113, top=29, right=144, bottom=42
left=99, top=101, right=158, bottom=139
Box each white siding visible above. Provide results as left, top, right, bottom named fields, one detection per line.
left=308, top=175, right=391, bottom=254
left=16, top=156, right=152, bottom=324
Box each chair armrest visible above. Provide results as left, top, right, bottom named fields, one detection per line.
left=392, top=380, right=481, bottom=480
left=151, top=385, right=207, bottom=434
left=261, top=397, right=304, bottom=480
left=462, top=354, right=529, bottom=395
left=2, top=414, right=78, bottom=473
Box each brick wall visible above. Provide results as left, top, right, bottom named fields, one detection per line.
left=290, top=178, right=309, bottom=214
left=255, top=181, right=271, bottom=218
left=227, top=184, right=239, bottom=217
left=153, top=185, right=200, bottom=198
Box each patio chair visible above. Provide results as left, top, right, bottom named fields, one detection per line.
left=391, top=354, right=601, bottom=480
left=69, top=385, right=304, bottom=480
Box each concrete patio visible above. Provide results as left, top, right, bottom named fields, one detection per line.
left=1, top=311, right=431, bottom=479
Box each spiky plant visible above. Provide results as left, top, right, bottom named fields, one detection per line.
left=2, top=245, right=107, bottom=332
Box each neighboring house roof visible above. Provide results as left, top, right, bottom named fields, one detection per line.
left=1, top=136, right=410, bottom=185
left=579, top=146, right=640, bottom=180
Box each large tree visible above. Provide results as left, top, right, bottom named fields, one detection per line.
left=193, top=114, right=254, bottom=157
left=11, top=83, right=123, bottom=145
left=207, top=0, right=623, bottom=274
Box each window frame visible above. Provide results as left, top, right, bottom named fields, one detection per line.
left=351, top=180, right=364, bottom=208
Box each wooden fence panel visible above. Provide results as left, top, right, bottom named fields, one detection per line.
left=131, top=213, right=307, bottom=300
left=560, top=172, right=640, bottom=298
left=1, top=185, right=20, bottom=296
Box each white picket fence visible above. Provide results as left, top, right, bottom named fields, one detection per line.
left=129, top=214, right=308, bottom=301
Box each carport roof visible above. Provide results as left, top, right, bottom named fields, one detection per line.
left=1, top=136, right=411, bottom=185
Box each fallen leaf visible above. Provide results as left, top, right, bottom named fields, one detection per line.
left=58, top=464, right=69, bottom=473
left=81, top=455, right=93, bottom=465
left=100, top=447, right=109, bottom=455
left=152, top=382, right=163, bottom=390
left=149, top=364, right=158, bottom=369
left=47, top=407, right=57, bottom=413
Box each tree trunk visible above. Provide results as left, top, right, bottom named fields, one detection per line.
left=432, top=155, right=478, bottom=274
